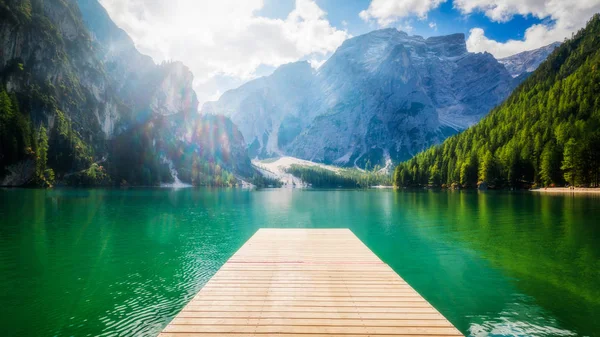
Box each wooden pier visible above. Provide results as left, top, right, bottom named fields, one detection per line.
left=159, top=228, right=463, bottom=336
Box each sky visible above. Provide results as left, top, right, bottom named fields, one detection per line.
left=98, top=0, right=600, bottom=106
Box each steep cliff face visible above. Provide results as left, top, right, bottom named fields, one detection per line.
left=77, top=0, right=199, bottom=118
left=76, top=0, right=251, bottom=183
left=291, top=30, right=517, bottom=167
left=202, top=61, right=317, bottom=158
left=0, top=0, right=251, bottom=186
left=498, top=42, right=561, bottom=77
left=0, top=0, right=126, bottom=141
left=203, top=29, right=518, bottom=168
left=148, top=62, right=198, bottom=116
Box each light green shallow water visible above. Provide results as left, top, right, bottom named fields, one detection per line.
left=0, top=188, right=599, bottom=337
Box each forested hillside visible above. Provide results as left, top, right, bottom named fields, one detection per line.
left=0, top=0, right=253, bottom=187
left=394, top=14, right=600, bottom=189
left=286, top=165, right=391, bottom=188
left=0, top=88, right=56, bottom=187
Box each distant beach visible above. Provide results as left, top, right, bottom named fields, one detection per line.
left=531, top=187, right=600, bottom=194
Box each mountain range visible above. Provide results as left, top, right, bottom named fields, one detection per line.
left=0, top=0, right=560, bottom=186
left=203, top=29, right=558, bottom=169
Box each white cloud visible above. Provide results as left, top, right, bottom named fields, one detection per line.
left=98, top=0, right=349, bottom=105
left=457, top=0, right=600, bottom=58
left=359, top=0, right=447, bottom=26
left=359, top=0, right=600, bottom=58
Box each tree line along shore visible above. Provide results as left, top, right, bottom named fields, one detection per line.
left=393, top=15, right=600, bottom=191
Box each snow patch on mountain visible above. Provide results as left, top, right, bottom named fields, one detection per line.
left=253, top=157, right=340, bottom=188
left=203, top=29, right=557, bottom=169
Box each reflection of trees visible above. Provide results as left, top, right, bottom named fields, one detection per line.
left=2, top=189, right=599, bottom=336
left=396, top=191, right=600, bottom=336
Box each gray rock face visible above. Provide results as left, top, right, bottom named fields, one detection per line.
left=75, top=0, right=251, bottom=177
left=1, top=160, right=35, bottom=186
left=0, top=0, right=252, bottom=183
left=498, top=42, right=561, bottom=77
left=202, top=61, right=318, bottom=158
left=203, top=29, right=520, bottom=168
left=0, top=0, right=124, bottom=142
left=77, top=0, right=199, bottom=120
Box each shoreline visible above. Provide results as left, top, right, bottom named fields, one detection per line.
left=530, top=187, right=600, bottom=194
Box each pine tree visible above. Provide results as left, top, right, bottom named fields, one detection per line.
left=561, top=138, right=577, bottom=186
left=540, top=141, right=562, bottom=186
left=394, top=15, right=600, bottom=189
left=35, top=126, right=54, bottom=186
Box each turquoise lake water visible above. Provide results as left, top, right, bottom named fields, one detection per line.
left=0, top=188, right=599, bottom=336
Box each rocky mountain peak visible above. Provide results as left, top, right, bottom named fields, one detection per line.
left=150, top=61, right=199, bottom=116
left=77, top=0, right=199, bottom=118
left=202, top=29, right=558, bottom=169
left=271, top=61, right=314, bottom=81
left=498, top=41, right=561, bottom=77
left=0, top=0, right=253, bottom=186
left=425, top=33, right=467, bottom=57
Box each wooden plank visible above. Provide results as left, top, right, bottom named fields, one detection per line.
left=175, top=311, right=446, bottom=320
left=187, top=300, right=434, bottom=308
left=158, top=229, right=463, bottom=337
left=182, top=305, right=442, bottom=313
left=163, top=325, right=462, bottom=335
left=159, top=335, right=462, bottom=337
left=169, top=318, right=455, bottom=327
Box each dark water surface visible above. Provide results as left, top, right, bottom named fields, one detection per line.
left=0, top=188, right=599, bottom=336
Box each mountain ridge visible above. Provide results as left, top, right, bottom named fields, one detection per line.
left=498, top=41, right=561, bottom=77
left=393, top=15, right=600, bottom=189
left=0, top=0, right=253, bottom=187
left=203, top=28, right=528, bottom=168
